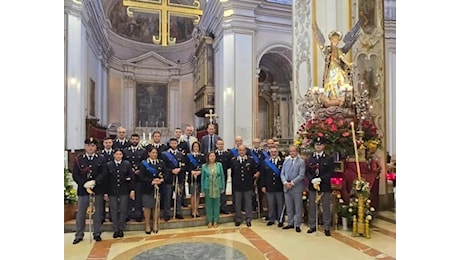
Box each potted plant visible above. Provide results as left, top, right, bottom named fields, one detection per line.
left=64, top=168, right=78, bottom=222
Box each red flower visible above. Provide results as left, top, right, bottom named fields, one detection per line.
left=325, top=117, right=333, bottom=125
left=342, top=132, right=350, bottom=137
left=317, top=132, right=324, bottom=137
left=330, top=124, right=338, bottom=132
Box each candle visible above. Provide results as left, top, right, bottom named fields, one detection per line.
left=148, top=132, right=152, bottom=140
left=146, top=121, right=148, bottom=127
left=156, top=121, right=158, bottom=128
left=162, top=121, right=165, bottom=128
left=143, top=132, right=146, bottom=140
left=138, top=121, right=141, bottom=127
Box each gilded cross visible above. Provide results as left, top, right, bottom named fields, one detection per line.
left=205, top=109, right=218, bottom=124
left=123, top=0, right=203, bottom=46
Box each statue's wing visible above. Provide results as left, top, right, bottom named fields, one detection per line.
left=342, top=20, right=361, bottom=54
left=313, top=21, right=325, bottom=47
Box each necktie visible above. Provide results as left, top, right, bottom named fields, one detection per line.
left=209, top=135, right=213, bottom=152
left=187, top=136, right=190, bottom=148
left=89, top=156, right=93, bottom=161
left=116, top=162, right=119, bottom=167
left=291, top=158, right=295, bottom=165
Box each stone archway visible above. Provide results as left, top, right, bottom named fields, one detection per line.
left=257, top=46, right=293, bottom=140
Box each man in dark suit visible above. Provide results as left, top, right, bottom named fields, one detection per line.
left=72, top=137, right=107, bottom=244
left=101, top=137, right=115, bottom=163
left=200, top=124, right=222, bottom=154
left=215, top=139, right=232, bottom=214
left=168, top=127, right=188, bottom=154
left=306, top=136, right=334, bottom=236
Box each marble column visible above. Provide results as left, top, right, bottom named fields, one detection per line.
left=169, top=78, right=181, bottom=132
left=214, top=31, right=255, bottom=146
left=66, top=12, right=87, bottom=151
left=122, top=73, right=135, bottom=132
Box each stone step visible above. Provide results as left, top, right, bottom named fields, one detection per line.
left=64, top=210, right=263, bottom=233
left=376, top=210, right=396, bottom=224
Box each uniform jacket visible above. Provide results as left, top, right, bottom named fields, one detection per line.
left=230, top=156, right=258, bottom=192
left=105, top=160, right=134, bottom=196
left=72, top=153, right=107, bottom=196
left=260, top=157, right=284, bottom=192
left=305, top=153, right=334, bottom=193
left=139, top=158, right=168, bottom=195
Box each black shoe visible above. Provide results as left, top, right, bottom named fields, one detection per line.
left=119, top=231, right=124, bottom=238
left=277, top=223, right=284, bottom=228
left=175, top=214, right=184, bottom=219
left=220, top=210, right=229, bottom=214
left=164, top=216, right=170, bottom=222
left=72, top=238, right=83, bottom=244
left=235, top=222, right=241, bottom=227
left=196, top=213, right=200, bottom=217
left=266, top=221, right=275, bottom=226
left=246, top=221, right=252, bottom=227
left=307, top=228, right=317, bottom=234
left=113, top=232, right=119, bottom=238
left=282, top=225, right=294, bottom=230
left=145, top=230, right=151, bottom=235
left=295, top=227, right=301, bottom=233
left=325, top=230, right=331, bottom=236
left=94, top=236, right=102, bottom=242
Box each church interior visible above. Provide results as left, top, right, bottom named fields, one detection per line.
left=64, top=0, right=396, bottom=259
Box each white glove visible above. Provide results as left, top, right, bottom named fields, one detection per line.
left=84, top=180, right=96, bottom=189
left=311, top=178, right=321, bottom=184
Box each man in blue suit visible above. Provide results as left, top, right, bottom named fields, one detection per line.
left=280, top=145, right=306, bottom=233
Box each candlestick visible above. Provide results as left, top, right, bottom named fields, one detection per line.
left=162, top=121, right=165, bottom=128
left=155, top=121, right=158, bottom=128
left=143, top=132, right=146, bottom=140
left=146, top=121, right=148, bottom=127
left=350, top=122, right=362, bottom=180
left=139, top=121, right=141, bottom=127
left=148, top=132, right=152, bottom=140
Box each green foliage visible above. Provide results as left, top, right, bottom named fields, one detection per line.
left=64, top=168, right=77, bottom=204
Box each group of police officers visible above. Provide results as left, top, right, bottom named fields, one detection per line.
left=71, top=124, right=335, bottom=244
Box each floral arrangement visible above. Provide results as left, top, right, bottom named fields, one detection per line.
left=295, top=117, right=381, bottom=159
left=350, top=178, right=371, bottom=198
left=336, top=193, right=376, bottom=222
left=64, top=168, right=77, bottom=204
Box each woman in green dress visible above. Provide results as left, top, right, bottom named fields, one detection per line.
left=201, top=152, right=225, bottom=228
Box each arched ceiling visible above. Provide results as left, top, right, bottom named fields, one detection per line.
left=259, top=47, right=292, bottom=88
left=104, top=0, right=204, bottom=45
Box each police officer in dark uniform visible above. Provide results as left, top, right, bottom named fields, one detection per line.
left=249, top=138, right=264, bottom=216
left=100, top=137, right=115, bottom=222
left=306, top=136, right=334, bottom=236
left=113, top=127, right=130, bottom=150
left=104, top=149, right=135, bottom=238
left=72, top=137, right=107, bottom=244
left=160, top=138, right=186, bottom=220
left=168, top=128, right=188, bottom=154
left=230, top=145, right=258, bottom=227
left=139, top=146, right=167, bottom=234
left=215, top=139, right=231, bottom=214
left=260, top=146, right=285, bottom=227
left=150, top=131, right=168, bottom=153
left=185, top=141, right=205, bottom=217
left=123, top=133, right=147, bottom=222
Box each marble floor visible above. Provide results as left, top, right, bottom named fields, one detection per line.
left=64, top=214, right=396, bottom=260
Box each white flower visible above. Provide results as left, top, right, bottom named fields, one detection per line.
left=370, top=207, right=375, bottom=212
left=302, top=196, right=307, bottom=200
left=348, top=208, right=353, bottom=212
left=354, top=198, right=358, bottom=202
left=339, top=199, right=344, bottom=203
left=366, top=215, right=372, bottom=220
left=336, top=194, right=341, bottom=199
left=367, top=199, right=371, bottom=203
left=349, top=203, right=353, bottom=207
